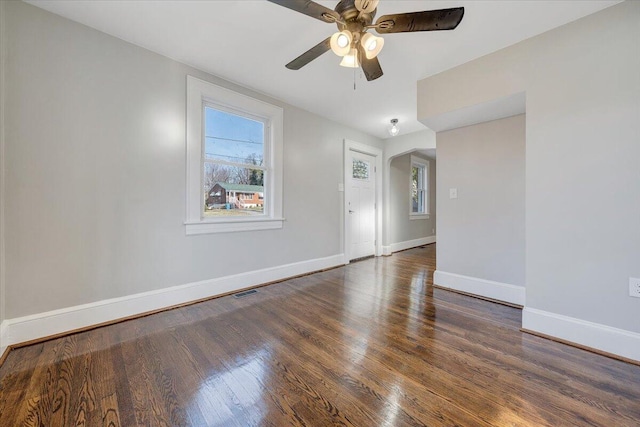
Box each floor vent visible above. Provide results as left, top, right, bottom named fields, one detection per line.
left=233, top=289, right=259, bottom=299
left=350, top=255, right=375, bottom=263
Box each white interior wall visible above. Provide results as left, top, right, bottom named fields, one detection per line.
left=0, top=0, right=6, bottom=334
left=436, top=115, right=525, bottom=288
left=389, top=152, right=436, bottom=248
left=2, top=1, right=383, bottom=324
left=418, top=1, right=640, bottom=360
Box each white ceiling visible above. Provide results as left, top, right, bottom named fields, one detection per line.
left=27, top=0, right=620, bottom=139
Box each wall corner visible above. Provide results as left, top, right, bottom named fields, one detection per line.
left=0, top=0, right=7, bottom=330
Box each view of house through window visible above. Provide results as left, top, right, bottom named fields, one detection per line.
left=411, top=160, right=428, bottom=215
left=203, top=105, right=267, bottom=217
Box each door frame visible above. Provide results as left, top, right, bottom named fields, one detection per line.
left=343, top=139, right=383, bottom=263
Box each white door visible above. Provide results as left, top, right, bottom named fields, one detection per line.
left=347, top=150, right=376, bottom=260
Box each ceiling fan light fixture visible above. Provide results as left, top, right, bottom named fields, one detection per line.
left=268, top=0, right=465, bottom=82
left=388, top=118, right=399, bottom=137
left=330, top=30, right=353, bottom=56
left=361, top=33, right=385, bottom=59
left=339, top=48, right=359, bottom=68
left=355, top=0, right=379, bottom=13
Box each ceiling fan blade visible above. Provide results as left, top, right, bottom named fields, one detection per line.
left=286, top=37, right=332, bottom=70
left=357, top=45, right=383, bottom=81
left=267, top=0, right=341, bottom=24
left=375, top=7, right=464, bottom=34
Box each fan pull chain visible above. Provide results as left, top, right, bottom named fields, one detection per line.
left=353, top=66, right=356, bottom=91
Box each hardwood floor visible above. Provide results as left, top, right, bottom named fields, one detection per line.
left=1, top=245, right=639, bottom=426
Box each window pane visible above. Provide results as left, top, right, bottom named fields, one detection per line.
left=413, top=165, right=425, bottom=190
left=412, top=164, right=428, bottom=214
left=412, top=166, right=419, bottom=212
left=204, top=163, right=265, bottom=217
left=204, top=106, right=264, bottom=166
left=353, top=159, right=369, bottom=180
left=413, top=190, right=426, bottom=214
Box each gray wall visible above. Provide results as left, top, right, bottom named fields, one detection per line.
left=389, top=152, right=436, bottom=245
left=2, top=1, right=383, bottom=319
left=419, top=1, right=639, bottom=332
left=382, top=129, right=436, bottom=248
left=0, top=0, right=6, bottom=325
left=436, top=115, right=525, bottom=287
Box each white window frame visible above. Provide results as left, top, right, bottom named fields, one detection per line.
left=410, top=155, right=429, bottom=220
left=185, top=76, right=284, bottom=235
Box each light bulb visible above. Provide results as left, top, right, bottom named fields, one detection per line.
left=388, top=119, right=399, bottom=136
left=330, top=30, right=353, bottom=57
left=339, top=48, right=359, bottom=68
left=360, top=33, right=384, bottom=59
left=337, top=34, right=349, bottom=48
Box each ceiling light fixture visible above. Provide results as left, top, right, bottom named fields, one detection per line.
left=330, top=30, right=353, bottom=57
left=268, top=0, right=465, bottom=82
left=340, top=48, right=359, bottom=68
left=388, top=118, right=399, bottom=136
left=360, top=33, right=385, bottom=59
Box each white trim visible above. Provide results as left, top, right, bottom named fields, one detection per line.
left=382, top=246, right=392, bottom=256
left=185, top=217, right=285, bottom=235
left=0, top=254, right=344, bottom=349
left=343, top=139, right=384, bottom=261
left=185, top=76, right=284, bottom=234
left=434, top=270, right=526, bottom=306
left=410, top=155, right=429, bottom=216
left=523, top=307, right=640, bottom=362
left=409, top=214, right=430, bottom=221
left=0, top=321, right=7, bottom=357
left=389, top=236, right=436, bottom=253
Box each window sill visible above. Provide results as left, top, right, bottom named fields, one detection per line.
left=185, top=218, right=285, bottom=235
left=410, top=214, right=430, bottom=220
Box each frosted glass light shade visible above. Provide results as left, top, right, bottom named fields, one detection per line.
left=330, top=31, right=353, bottom=57
left=339, top=48, right=359, bottom=68
left=360, top=33, right=384, bottom=59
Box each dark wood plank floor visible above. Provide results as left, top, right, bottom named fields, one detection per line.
left=1, top=245, right=639, bottom=426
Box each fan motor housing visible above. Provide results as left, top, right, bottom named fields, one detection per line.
left=335, top=0, right=376, bottom=26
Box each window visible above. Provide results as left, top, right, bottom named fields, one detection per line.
left=186, top=76, right=284, bottom=234
left=410, top=156, right=429, bottom=219
left=203, top=106, right=265, bottom=216
left=352, top=159, right=370, bottom=180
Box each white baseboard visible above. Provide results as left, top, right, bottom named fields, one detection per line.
left=523, top=307, right=640, bottom=362
left=0, top=321, right=7, bottom=356
left=389, top=235, right=436, bottom=254
left=433, top=270, right=525, bottom=306
left=0, top=254, right=344, bottom=349
left=382, top=246, right=392, bottom=256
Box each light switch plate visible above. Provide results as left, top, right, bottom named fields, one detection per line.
left=338, top=183, right=344, bottom=192
left=630, top=278, right=640, bottom=298
left=449, top=188, right=458, bottom=199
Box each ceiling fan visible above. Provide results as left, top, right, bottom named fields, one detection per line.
left=267, top=0, right=464, bottom=81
